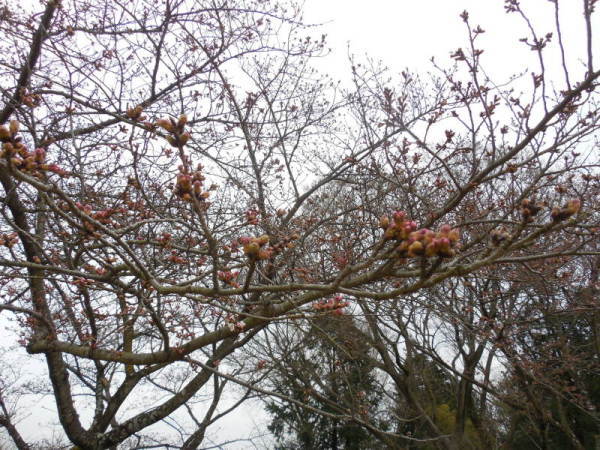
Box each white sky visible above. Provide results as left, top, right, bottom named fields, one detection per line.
left=302, top=0, right=592, bottom=87
left=2, top=0, right=596, bottom=448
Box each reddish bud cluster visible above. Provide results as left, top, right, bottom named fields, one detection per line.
left=521, top=198, right=544, bottom=222
left=75, top=203, right=123, bottom=224
left=312, top=294, right=349, bottom=315
left=167, top=250, right=187, bottom=265
left=551, top=199, right=581, bottom=222
left=19, top=87, right=41, bottom=108
left=156, top=115, right=190, bottom=147
left=126, top=105, right=146, bottom=121
left=0, top=232, right=18, bottom=248
left=245, top=209, right=259, bottom=225
left=0, top=121, right=67, bottom=177
left=227, top=321, right=246, bottom=333
left=225, top=314, right=246, bottom=333
left=380, top=211, right=418, bottom=241
left=175, top=165, right=209, bottom=202
left=400, top=225, right=460, bottom=258
left=256, top=359, right=267, bottom=370
left=218, top=270, right=240, bottom=288
left=380, top=211, right=460, bottom=258
left=92, top=209, right=122, bottom=224
left=73, top=277, right=95, bottom=288
left=240, top=235, right=271, bottom=259
left=158, top=232, right=172, bottom=247
left=74, top=203, right=124, bottom=234
left=240, top=233, right=298, bottom=260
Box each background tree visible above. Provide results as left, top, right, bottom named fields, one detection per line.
left=495, top=256, right=600, bottom=450
left=263, top=311, right=386, bottom=450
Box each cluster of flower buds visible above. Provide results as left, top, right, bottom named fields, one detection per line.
left=0, top=121, right=66, bottom=177
left=551, top=199, right=581, bottom=222
left=379, top=211, right=418, bottom=241
left=73, top=277, right=95, bottom=289
left=174, top=164, right=209, bottom=202
left=240, top=235, right=271, bottom=260
left=218, top=270, right=240, bottom=288
left=240, top=233, right=298, bottom=260
left=380, top=211, right=460, bottom=258
left=22, top=91, right=41, bottom=108
left=157, top=232, right=172, bottom=247
left=0, top=232, right=18, bottom=248
left=490, top=225, right=511, bottom=246
left=273, top=233, right=299, bottom=251
left=92, top=208, right=123, bottom=224
left=312, top=294, right=349, bottom=315
left=399, top=224, right=460, bottom=258
left=156, top=115, right=191, bottom=147
left=520, top=198, right=545, bottom=222
left=256, top=359, right=267, bottom=370
left=167, top=250, right=187, bottom=265
left=73, top=202, right=123, bottom=234
left=245, top=209, right=259, bottom=225
left=225, top=313, right=247, bottom=333
left=126, top=105, right=146, bottom=121
left=227, top=320, right=247, bottom=333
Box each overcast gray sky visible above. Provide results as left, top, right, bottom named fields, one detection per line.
left=302, top=0, right=592, bottom=86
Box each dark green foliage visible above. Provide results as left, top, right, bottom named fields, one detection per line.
left=498, top=285, right=600, bottom=450
left=265, top=313, right=386, bottom=449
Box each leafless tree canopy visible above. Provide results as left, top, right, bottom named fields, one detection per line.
left=0, top=0, right=598, bottom=448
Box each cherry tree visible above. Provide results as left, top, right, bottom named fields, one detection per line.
left=0, top=0, right=598, bottom=448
